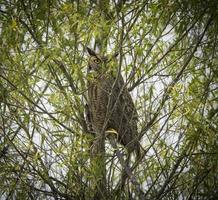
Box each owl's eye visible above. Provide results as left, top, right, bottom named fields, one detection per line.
left=91, top=56, right=101, bottom=64
left=94, top=58, right=100, bottom=63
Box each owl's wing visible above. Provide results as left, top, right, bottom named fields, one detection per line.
left=85, top=103, right=95, bottom=135
left=117, top=74, right=138, bottom=121
left=115, top=74, right=140, bottom=156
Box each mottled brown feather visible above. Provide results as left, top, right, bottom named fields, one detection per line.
left=86, top=50, right=140, bottom=157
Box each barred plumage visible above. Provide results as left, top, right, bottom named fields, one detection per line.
left=86, top=47, right=140, bottom=157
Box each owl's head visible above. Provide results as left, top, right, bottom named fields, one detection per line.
left=87, top=47, right=118, bottom=73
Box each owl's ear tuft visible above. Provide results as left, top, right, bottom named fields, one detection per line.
left=113, top=52, right=119, bottom=58
left=87, top=47, right=97, bottom=56
left=102, top=56, right=108, bottom=62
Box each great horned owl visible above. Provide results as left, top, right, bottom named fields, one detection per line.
left=86, top=47, right=140, bottom=157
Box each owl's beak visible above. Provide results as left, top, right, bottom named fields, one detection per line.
left=88, top=64, right=92, bottom=71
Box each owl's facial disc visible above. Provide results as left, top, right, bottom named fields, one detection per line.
left=88, top=56, right=103, bottom=72
left=91, top=56, right=101, bottom=64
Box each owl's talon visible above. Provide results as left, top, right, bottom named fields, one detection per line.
left=106, top=128, right=118, bottom=139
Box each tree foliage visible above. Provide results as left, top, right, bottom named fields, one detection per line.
left=0, top=0, right=218, bottom=199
